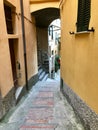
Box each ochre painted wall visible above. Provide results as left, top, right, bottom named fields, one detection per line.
left=23, top=0, right=38, bottom=80
left=0, top=0, right=37, bottom=97
left=0, top=0, right=13, bottom=97
left=30, top=2, right=59, bottom=13
left=37, top=27, right=48, bottom=51
left=60, top=0, right=98, bottom=114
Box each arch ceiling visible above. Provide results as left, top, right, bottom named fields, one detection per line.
left=32, top=8, right=60, bottom=28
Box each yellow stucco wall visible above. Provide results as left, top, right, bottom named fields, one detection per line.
left=60, top=0, right=98, bottom=114
left=0, top=0, right=37, bottom=97
left=23, top=0, right=38, bottom=80
left=0, top=0, right=13, bottom=97
left=37, top=27, right=48, bottom=51
left=30, top=2, right=59, bottom=13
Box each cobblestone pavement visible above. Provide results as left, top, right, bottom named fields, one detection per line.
left=0, top=73, right=85, bottom=130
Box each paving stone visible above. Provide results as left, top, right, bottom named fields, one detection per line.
left=26, top=119, right=48, bottom=124
left=37, top=91, right=53, bottom=98
left=26, top=108, right=53, bottom=121
left=0, top=74, right=85, bottom=130
left=20, top=124, right=57, bottom=130
left=39, top=88, right=53, bottom=91
left=32, top=98, right=54, bottom=106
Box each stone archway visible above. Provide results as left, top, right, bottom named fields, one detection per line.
left=32, top=8, right=60, bottom=74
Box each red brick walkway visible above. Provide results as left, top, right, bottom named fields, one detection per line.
left=20, top=88, right=57, bottom=130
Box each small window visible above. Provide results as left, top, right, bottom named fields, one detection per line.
left=4, top=3, right=16, bottom=34
left=4, top=4, right=13, bottom=34
left=77, top=0, right=91, bottom=32
left=49, top=25, right=53, bottom=40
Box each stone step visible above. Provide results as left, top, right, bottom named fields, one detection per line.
left=42, top=74, right=49, bottom=81
left=15, top=86, right=23, bottom=100
left=39, top=71, right=46, bottom=81
left=38, top=68, right=43, bottom=76
left=38, top=65, right=42, bottom=71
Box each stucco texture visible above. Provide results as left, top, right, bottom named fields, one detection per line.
left=0, top=0, right=38, bottom=97
left=60, top=0, right=98, bottom=114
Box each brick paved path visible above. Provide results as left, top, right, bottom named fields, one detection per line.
left=20, top=84, right=58, bottom=130
left=0, top=77, right=85, bottom=130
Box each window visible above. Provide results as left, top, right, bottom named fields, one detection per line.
left=49, top=25, right=53, bottom=40
left=4, top=3, right=16, bottom=34
left=4, top=4, right=13, bottom=34
left=77, top=0, right=91, bottom=32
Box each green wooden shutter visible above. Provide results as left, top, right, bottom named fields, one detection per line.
left=77, top=0, right=91, bottom=32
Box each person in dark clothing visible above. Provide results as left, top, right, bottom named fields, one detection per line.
left=55, top=55, right=60, bottom=72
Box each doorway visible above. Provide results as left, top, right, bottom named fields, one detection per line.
left=9, top=39, right=18, bottom=87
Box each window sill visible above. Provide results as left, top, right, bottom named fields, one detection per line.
left=75, top=31, right=90, bottom=35
left=69, top=31, right=90, bottom=35
left=8, top=34, right=19, bottom=39
left=69, top=27, right=95, bottom=35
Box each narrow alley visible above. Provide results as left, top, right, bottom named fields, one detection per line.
left=0, top=72, right=84, bottom=130
left=0, top=0, right=98, bottom=130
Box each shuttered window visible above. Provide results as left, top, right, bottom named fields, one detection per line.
left=77, top=0, right=91, bottom=32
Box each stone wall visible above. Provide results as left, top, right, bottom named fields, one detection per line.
left=0, top=91, right=3, bottom=119
left=0, top=87, right=15, bottom=120
left=61, top=79, right=98, bottom=130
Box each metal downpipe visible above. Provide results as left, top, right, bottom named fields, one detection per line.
left=20, top=0, right=28, bottom=91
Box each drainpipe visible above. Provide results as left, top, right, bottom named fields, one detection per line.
left=20, top=0, right=28, bottom=91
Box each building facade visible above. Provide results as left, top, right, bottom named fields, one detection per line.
left=0, top=0, right=38, bottom=119
left=1, top=1, right=97, bottom=129
left=48, top=20, right=61, bottom=78
left=0, top=0, right=60, bottom=120
left=60, top=0, right=98, bottom=129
